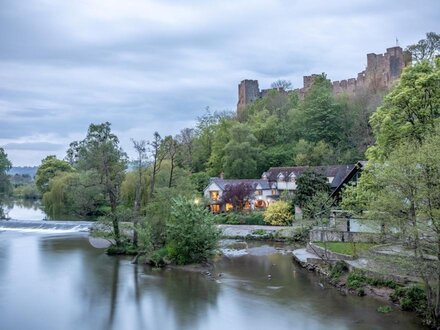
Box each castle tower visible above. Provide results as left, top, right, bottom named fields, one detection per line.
left=237, top=80, right=260, bottom=115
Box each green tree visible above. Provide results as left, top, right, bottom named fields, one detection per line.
left=293, top=170, right=330, bottom=218
left=369, top=59, right=440, bottom=161
left=67, top=122, right=127, bottom=244
left=0, top=148, right=12, bottom=196
left=131, top=139, right=147, bottom=247
left=147, top=132, right=165, bottom=199
left=166, top=196, right=220, bottom=265
left=35, top=155, right=74, bottom=194
left=296, top=74, right=343, bottom=146
left=293, top=139, right=336, bottom=166
left=206, top=116, right=234, bottom=176
left=222, top=123, right=260, bottom=179
left=364, top=137, right=440, bottom=326
left=263, top=201, right=292, bottom=226
left=406, top=32, right=440, bottom=63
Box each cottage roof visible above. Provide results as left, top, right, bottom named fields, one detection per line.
left=264, top=165, right=356, bottom=189
left=206, top=178, right=270, bottom=191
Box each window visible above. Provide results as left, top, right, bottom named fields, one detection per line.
left=225, top=203, right=233, bottom=212
left=254, top=200, right=266, bottom=208
left=271, top=189, right=278, bottom=195
left=255, top=189, right=262, bottom=196
left=210, top=191, right=219, bottom=201
left=210, top=204, right=220, bottom=213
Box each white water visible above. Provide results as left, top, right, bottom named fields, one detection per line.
left=0, top=220, right=93, bottom=233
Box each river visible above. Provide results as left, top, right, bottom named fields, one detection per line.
left=0, top=202, right=424, bottom=330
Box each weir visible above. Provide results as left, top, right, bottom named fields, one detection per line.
left=0, top=219, right=93, bottom=233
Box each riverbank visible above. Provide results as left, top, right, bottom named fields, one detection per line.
left=291, top=246, right=430, bottom=328
left=218, top=224, right=309, bottom=241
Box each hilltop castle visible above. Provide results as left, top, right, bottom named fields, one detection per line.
left=237, top=46, right=412, bottom=115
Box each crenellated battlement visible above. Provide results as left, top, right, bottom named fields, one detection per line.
left=237, top=46, right=412, bottom=115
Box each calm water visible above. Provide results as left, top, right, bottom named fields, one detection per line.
left=0, top=230, right=423, bottom=330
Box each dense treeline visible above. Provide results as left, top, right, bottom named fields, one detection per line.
left=182, top=75, right=382, bottom=180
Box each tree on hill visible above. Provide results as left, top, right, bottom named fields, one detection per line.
left=222, top=123, right=260, bottom=179
left=406, top=32, right=440, bottom=63
left=368, top=58, right=440, bottom=161
left=294, top=74, right=344, bottom=146
left=270, top=79, right=292, bottom=90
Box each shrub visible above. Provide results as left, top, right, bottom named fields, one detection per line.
left=213, top=211, right=265, bottom=225
left=292, top=226, right=311, bottom=242
left=377, top=305, right=393, bottom=313
left=347, top=270, right=367, bottom=289
left=263, top=201, right=293, bottom=226
left=330, top=261, right=348, bottom=280
left=391, top=286, right=426, bottom=312
left=166, top=196, right=220, bottom=265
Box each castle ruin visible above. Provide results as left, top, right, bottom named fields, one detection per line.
left=237, top=46, right=411, bottom=115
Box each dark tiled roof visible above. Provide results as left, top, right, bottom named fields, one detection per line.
left=263, top=165, right=356, bottom=189
left=207, top=178, right=270, bottom=191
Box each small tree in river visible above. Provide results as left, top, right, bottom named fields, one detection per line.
left=66, top=122, right=127, bottom=245
left=166, top=196, right=220, bottom=265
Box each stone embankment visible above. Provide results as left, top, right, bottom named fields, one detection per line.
left=218, top=224, right=299, bottom=240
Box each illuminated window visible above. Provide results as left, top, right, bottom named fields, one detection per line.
left=254, top=200, right=266, bottom=208
left=271, top=189, right=278, bottom=195
left=210, top=204, right=220, bottom=213
left=225, top=203, right=233, bottom=212
left=210, top=191, right=219, bottom=201
left=255, top=189, right=262, bottom=195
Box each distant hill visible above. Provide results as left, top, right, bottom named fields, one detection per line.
left=8, top=166, right=38, bottom=178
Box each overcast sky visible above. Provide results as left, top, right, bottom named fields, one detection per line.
left=1, top=0, right=439, bottom=166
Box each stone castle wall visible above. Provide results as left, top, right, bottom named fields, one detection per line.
left=237, top=46, right=411, bottom=115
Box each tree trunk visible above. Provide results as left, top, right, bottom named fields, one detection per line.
left=168, top=157, right=175, bottom=188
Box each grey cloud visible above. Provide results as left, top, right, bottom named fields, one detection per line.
left=1, top=0, right=439, bottom=165
left=3, top=142, right=64, bottom=151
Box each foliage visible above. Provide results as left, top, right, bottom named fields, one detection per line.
left=214, top=211, right=265, bottom=225
left=368, top=58, right=440, bottom=161
left=263, top=201, right=292, bottom=226
left=190, top=171, right=210, bottom=194
left=294, top=170, right=330, bottom=207
left=222, top=123, right=260, bottom=179
left=166, top=196, right=220, bottom=265
left=391, top=286, right=427, bottom=312
left=329, top=261, right=349, bottom=281
left=340, top=60, right=440, bottom=326
left=293, top=139, right=336, bottom=166
left=0, top=148, right=12, bottom=196
left=294, top=74, right=344, bottom=146
left=13, top=183, right=40, bottom=199
left=406, top=32, right=440, bottom=63
left=219, top=182, right=254, bottom=212
left=270, top=79, right=292, bottom=90
left=292, top=225, right=312, bottom=242
left=35, top=155, right=73, bottom=194
left=315, top=242, right=378, bottom=257
left=43, top=171, right=107, bottom=218
left=66, top=122, right=128, bottom=243
left=377, top=305, right=393, bottom=314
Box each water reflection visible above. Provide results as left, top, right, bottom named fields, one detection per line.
left=0, top=198, right=46, bottom=220
left=0, top=233, right=423, bottom=330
